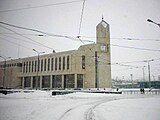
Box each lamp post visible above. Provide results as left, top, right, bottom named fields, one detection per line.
left=33, top=49, right=45, bottom=89
left=144, top=59, right=154, bottom=88
left=147, top=19, right=160, bottom=28
left=0, top=56, right=11, bottom=88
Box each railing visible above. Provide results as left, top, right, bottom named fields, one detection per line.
left=122, top=89, right=160, bottom=94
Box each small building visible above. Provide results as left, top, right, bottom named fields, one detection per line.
left=0, top=19, right=112, bottom=89
left=139, top=81, right=160, bottom=89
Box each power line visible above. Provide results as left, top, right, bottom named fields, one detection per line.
left=79, top=36, right=160, bottom=42
left=0, top=34, right=58, bottom=50
left=78, top=0, right=86, bottom=37
left=0, top=21, right=94, bottom=43
left=0, top=32, right=46, bottom=36
left=111, top=44, right=160, bottom=52
left=0, top=25, right=53, bottom=50
left=0, top=0, right=84, bottom=13
left=0, top=36, right=32, bottom=51
left=114, top=58, right=160, bottom=64
left=111, top=37, right=160, bottom=42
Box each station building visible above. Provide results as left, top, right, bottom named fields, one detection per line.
left=0, top=19, right=112, bottom=89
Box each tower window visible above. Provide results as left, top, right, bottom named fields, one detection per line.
left=82, top=55, right=85, bottom=69
left=67, top=56, right=69, bottom=70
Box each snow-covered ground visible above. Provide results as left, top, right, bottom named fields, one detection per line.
left=0, top=90, right=160, bottom=120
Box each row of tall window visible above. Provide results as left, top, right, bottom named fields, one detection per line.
left=0, top=63, right=22, bottom=68
left=23, top=56, right=70, bottom=73
left=23, top=74, right=83, bottom=88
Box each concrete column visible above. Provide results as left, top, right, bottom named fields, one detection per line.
left=40, top=76, right=42, bottom=89
left=22, top=77, right=25, bottom=89
left=62, top=75, right=64, bottom=89
left=75, top=74, right=77, bottom=88
left=50, top=75, right=52, bottom=89
left=30, top=76, right=33, bottom=89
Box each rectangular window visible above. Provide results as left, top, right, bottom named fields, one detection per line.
left=44, top=59, right=46, bottom=71
left=48, top=58, right=50, bottom=71
left=17, top=63, right=22, bottom=67
left=55, top=58, right=57, bottom=70
left=23, top=62, right=25, bottom=73
left=77, top=74, right=83, bottom=88
left=32, top=61, right=34, bottom=72
left=64, top=74, right=75, bottom=88
left=51, top=58, right=54, bottom=71
left=82, top=55, right=85, bottom=69
left=67, top=56, right=69, bottom=70
left=41, top=59, right=43, bottom=71
left=35, top=60, right=37, bottom=72
left=38, top=59, right=40, bottom=72
left=59, top=57, right=61, bottom=70
left=63, top=56, right=65, bottom=70
left=26, top=61, right=28, bottom=73
left=29, top=61, right=31, bottom=72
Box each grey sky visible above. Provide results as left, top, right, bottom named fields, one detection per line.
left=0, top=0, right=160, bottom=81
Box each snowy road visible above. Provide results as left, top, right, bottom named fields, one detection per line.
left=0, top=91, right=160, bottom=120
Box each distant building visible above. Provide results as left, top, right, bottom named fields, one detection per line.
left=0, top=19, right=112, bottom=89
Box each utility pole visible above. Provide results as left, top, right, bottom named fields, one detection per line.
left=95, top=51, right=99, bottom=90
left=144, top=59, right=154, bottom=88
left=142, top=66, right=145, bottom=82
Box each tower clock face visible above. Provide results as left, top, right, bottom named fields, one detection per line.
left=101, top=21, right=107, bottom=28
left=101, top=45, right=106, bottom=51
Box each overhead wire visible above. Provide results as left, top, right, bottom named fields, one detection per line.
left=1, top=34, right=45, bottom=46
left=0, top=24, right=54, bottom=50
left=0, top=21, right=94, bottom=43
left=111, top=37, right=160, bottom=42
left=1, top=21, right=159, bottom=52
left=111, top=44, right=160, bottom=52
left=78, top=0, right=85, bottom=37
left=0, top=36, right=32, bottom=51
left=79, top=36, right=160, bottom=42
left=0, top=0, right=84, bottom=13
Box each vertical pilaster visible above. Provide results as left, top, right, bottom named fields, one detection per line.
left=62, top=75, right=64, bottom=89
left=75, top=74, right=77, bottom=88
left=50, top=75, right=52, bottom=89
left=30, top=76, right=33, bottom=89
left=40, top=76, right=42, bottom=89
left=22, top=77, right=25, bottom=89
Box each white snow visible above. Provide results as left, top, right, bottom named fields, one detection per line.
left=0, top=90, right=160, bottom=120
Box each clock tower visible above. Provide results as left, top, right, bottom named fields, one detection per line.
left=96, top=18, right=112, bottom=88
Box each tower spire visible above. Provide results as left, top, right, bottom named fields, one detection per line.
left=102, top=15, right=104, bottom=20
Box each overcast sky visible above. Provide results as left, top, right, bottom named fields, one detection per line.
left=0, top=0, right=160, bottom=81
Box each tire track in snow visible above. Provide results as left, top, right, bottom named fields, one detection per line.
left=85, top=95, right=151, bottom=120
left=57, top=100, right=106, bottom=120
left=85, top=98, right=120, bottom=120
left=58, top=108, right=73, bottom=120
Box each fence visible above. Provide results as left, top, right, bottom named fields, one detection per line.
left=122, top=89, right=160, bottom=94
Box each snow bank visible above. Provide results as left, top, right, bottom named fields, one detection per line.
left=0, top=90, right=160, bottom=120
left=95, top=96, right=160, bottom=120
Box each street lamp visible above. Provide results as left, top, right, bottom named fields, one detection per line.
left=0, top=56, right=11, bottom=88
left=33, top=49, right=45, bottom=89
left=147, top=19, right=160, bottom=28
left=144, top=59, right=154, bottom=88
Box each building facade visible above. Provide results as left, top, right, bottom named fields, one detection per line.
left=0, top=20, right=112, bottom=89
left=0, top=59, right=22, bottom=89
